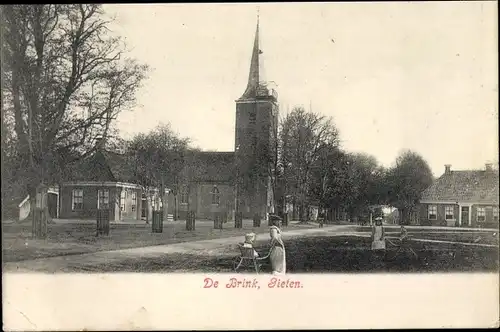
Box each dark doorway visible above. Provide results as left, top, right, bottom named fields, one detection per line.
left=461, top=206, right=469, bottom=227
left=141, top=198, right=147, bottom=219
left=47, top=193, right=58, bottom=218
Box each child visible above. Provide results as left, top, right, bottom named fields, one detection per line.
left=242, top=233, right=259, bottom=258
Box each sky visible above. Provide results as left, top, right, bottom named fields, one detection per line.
left=104, top=2, right=498, bottom=177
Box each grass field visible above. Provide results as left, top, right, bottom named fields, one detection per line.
left=2, top=219, right=316, bottom=262
left=58, top=235, right=499, bottom=273
left=356, top=226, right=499, bottom=245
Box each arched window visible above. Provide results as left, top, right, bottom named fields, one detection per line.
left=211, top=186, right=220, bottom=205
left=180, top=186, right=188, bottom=205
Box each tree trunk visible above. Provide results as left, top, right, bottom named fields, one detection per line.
left=145, top=193, right=150, bottom=224
left=160, top=180, right=165, bottom=221
left=399, top=208, right=407, bottom=225
left=299, top=202, right=306, bottom=222
left=30, top=183, right=48, bottom=239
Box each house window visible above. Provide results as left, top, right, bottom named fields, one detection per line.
left=97, top=189, right=109, bottom=209
left=180, top=186, right=188, bottom=205
left=211, top=186, right=220, bottom=205
left=72, top=189, right=83, bottom=211
left=445, top=206, right=454, bottom=220
left=476, top=207, right=486, bottom=223
left=120, top=190, right=126, bottom=211
left=428, top=205, right=437, bottom=220
left=131, top=192, right=137, bottom=212
left=493, top=207, right=499, bottom=222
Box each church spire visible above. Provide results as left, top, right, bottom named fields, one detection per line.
left=239, top=14, right=262, bottom=100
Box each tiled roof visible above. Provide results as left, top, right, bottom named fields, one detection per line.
left=421, top=170, right=499, bottom=204
left=101, top=150, right=136, bottom=183
left=65, top=150, right=136, bottom=183
left=183, top=151, right=235, bottom=183
left=66, top=149, right=235, bottom=185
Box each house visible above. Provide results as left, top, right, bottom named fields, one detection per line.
left=419, top=163, right=499, bottom=228
left=58, top=149, right=145, bottom=221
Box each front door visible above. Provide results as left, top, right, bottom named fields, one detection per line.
left=47, top=193, right=58, bottom=218
left=461, top=206, right=470, bottom=227
left=141, top=198, right=147, bottom=219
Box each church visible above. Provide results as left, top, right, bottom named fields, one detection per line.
left=48, top=19, right=277, bottom=223
left=166, top=19, right=278, bottom=221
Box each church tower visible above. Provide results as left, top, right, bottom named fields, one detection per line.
left=235, top=17, right=278, bottom=220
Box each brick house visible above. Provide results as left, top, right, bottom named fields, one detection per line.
left=59, top=149, right=144, bottom=221
left=419, top=164, right=499, bottom=228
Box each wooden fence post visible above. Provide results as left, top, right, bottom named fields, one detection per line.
left=186, top=211, right=196, bottom=231
left=152, top=210, right=163, bottom=233
left=235, top=212, right=243, bottom=229
left=253, top=213, right=261, bottom=228
left=96, top=209, right=110, bottom=236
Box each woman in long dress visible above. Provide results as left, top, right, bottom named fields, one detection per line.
left=371, top=217, right=386, bottom=251
left=269, top=219, right=286, bottom=274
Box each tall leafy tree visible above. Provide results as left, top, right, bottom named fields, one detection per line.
left=1, top=5, right=149, bottom=236
left=386, top=150, right=433, bottom=224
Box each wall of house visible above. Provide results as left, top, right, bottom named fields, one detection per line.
left=471, top=204, right=499, bottom=228
left=60, top=185, right=118, bottom=221
left=419, top=203, right=499, bottom=227
left=418, top=203, right=459, bottom=226
left=117, top=187, right=142, bottom=221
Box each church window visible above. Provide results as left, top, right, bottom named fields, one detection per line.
left=180, top=186, right=188, bottom=205
left=249, top=112, right=256, bottom=125
left=211, top=186, right=220, bottom=205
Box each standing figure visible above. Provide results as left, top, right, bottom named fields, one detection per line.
left=398, top=225, right=418, bottom=258
left=371, top=217, right=386, bottom=251
left=269, top=219, right=286, bottom=274
left=399, top=225, right=408, bottom=242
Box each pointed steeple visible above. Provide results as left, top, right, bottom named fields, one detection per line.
left=239, top=15, right=262, bottom=100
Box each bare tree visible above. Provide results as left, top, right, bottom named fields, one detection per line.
left=1, top=5, right=149, bottom=237
left=279, top=107, right=340, bottom=222
left=128, top=124, right=190, bottom=222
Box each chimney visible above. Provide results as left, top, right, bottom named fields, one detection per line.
left=444, top=164, right=451, bottom=174
left=95, top=137, right=106, bottom=151
left=485, top=163, right=493, bottom=171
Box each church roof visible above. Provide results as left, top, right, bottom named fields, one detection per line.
left=183, top=151, right=235, bottom=183
left=239, top=20, right=263, bottom=100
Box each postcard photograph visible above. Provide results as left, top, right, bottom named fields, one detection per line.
left=2, top=1, right=499, bottom=330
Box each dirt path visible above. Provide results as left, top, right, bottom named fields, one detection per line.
left=3, top=225, right=355, bottom=273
